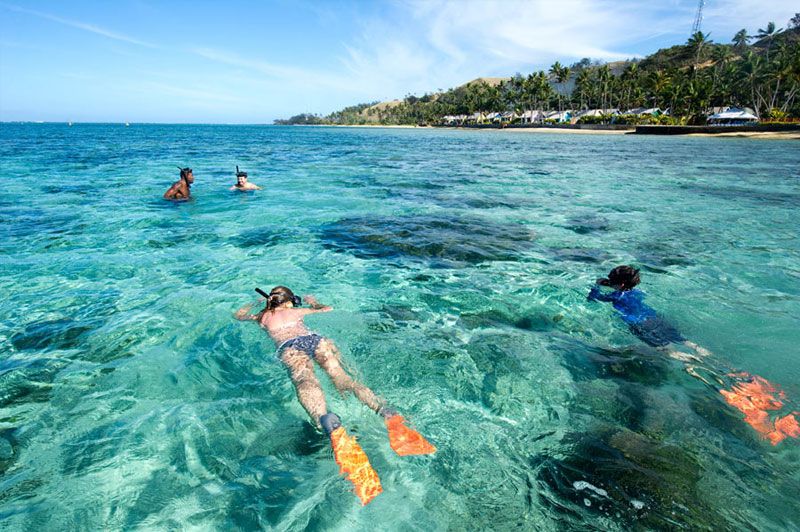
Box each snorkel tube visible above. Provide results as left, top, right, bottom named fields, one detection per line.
left=255, top=288, right=302, bottom=307
left=177, top=166, right=192, bottom=182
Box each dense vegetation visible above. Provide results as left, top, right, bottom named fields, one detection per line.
left=277, top=17, right=800, bottom=126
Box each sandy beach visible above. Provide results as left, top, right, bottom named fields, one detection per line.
left=326, top=124, right=631, bottom=134
left=685, top=130, right=800, bottom=140
left=325, top=124, right=799, bottom=139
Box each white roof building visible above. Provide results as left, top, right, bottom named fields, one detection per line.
left=520, top=110, right=546, bottom=121
left=624, top=107, right=662, bottom=116
left=707, top=108, right=758, bottom=123
left=545, top=110, right=574, bottom=122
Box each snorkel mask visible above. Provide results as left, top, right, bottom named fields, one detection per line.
left=177, top=166, right=193, bottom=180
left=255, top=287, right=302, bottom=307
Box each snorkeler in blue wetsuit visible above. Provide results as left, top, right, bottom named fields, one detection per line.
left=588, top=265, right=709, bottom=359
left=587, top=265, right=800, bottom=445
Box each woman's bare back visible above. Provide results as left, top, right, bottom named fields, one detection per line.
left=259, top=307, right=315, bottom=345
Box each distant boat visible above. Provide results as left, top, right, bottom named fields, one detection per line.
left=68, top=122, right=73, bottom=126
left=125, top=122, right=130, bottom=126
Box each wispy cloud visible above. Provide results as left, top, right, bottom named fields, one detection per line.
left=190, top=47, right=361, bottom=93
left=1, top=2, right=157, bottom=48
left=137, top=81, right=244, bottom=104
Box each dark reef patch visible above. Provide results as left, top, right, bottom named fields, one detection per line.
left=681, top=184, right=800, bottom=207
left=545, top=247, right=612, bottom=264
left=535, top=429, right=730, bottom=529
left=564, top=214, right=610, bottom=234
left=0, top=357, right=70, bottom=408
left=553, top=337, right=670, bottom=386
left=319, top=214, right=535, bottom=265
left=10, top=319, right=99, bottom=352
left=635, top=241, right=696, bottom=271
left=235, top=227, right=293, bottom=248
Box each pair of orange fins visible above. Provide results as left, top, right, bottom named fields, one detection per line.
left=328, top=414, right=435, bottom=505
left=719, top=372, right=800, bottom=445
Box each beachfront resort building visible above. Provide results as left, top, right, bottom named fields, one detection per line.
left=707, top=107, right=759, bottom=125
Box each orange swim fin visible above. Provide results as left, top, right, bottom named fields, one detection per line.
left=720, top=373, right=800, bottom=446
left=385, top=414, right=436, bottom=456
left=328, top=425, right=382, bottom=505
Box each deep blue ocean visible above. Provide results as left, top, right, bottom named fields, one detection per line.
left=1, top=123, right=799, bottom=530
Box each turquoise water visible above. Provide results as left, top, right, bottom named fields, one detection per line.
left=1, top=123, right=799, bottom=530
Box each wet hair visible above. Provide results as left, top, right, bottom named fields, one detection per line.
left=261, top=286, right=302, bottom=310
left=598, top=265, right=641, bottom=291
left=177, top=167, right=193, bottom=180
left=236, top=165, right=247, bottom=178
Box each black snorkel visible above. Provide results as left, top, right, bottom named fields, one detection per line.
left=255, top=288, right=302, bottom=307
left=177, top=166, right=192, bottom=185
left=235, top=165, right=247, bottom=187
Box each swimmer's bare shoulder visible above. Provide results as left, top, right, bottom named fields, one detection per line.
left=164, top=180, right=188, bottom=200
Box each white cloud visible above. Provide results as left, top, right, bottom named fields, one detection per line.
left=330, top=0, right=798, bottom=103
left=0, top=2, right=157, bottom=48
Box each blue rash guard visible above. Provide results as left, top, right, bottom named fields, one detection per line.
left=588, top=286, right=685, bottom=347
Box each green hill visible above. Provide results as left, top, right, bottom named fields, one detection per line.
left=277, top=20, right=800, bottom=126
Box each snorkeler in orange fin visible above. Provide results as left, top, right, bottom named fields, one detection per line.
left=719, top=373, right=800, bottom=445
left=236, top=287, right=438, bottom=505
left=383, top=413, right=437, bottom=456
left=323, top=413, right=383, bottom=505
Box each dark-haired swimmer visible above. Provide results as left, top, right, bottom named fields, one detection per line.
left=589, top=265, right=799, bottom=445
left=235, top=286, right=435, bottom=504
left=163, top=167, right=194, bottom=200
left=587, top=265, right=709, bottom=361
left=230, top=166, right=261, bottom=191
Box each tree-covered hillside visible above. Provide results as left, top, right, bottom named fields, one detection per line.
left=276, top=16, right=800, bottom=126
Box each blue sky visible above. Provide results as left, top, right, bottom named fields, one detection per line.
left=0, top=0, right=796, bottom=123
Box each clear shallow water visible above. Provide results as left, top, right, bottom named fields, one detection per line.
left=1, top=123, right=799, bottom=530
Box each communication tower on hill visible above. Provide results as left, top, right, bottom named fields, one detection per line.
left=691, top=0, right=705, bottom=34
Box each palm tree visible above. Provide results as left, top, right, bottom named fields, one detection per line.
left=711, top=46, right=733, bottom=99
left=647, top=70, right=669, bottom=109
left=732, top=29, right=749, bottom=50
left=740, top=52, right=763, bottom=118
left=574, top=69, right=591, bottom=109
left=754, top=22, right=783, bottom=63
left=558, top=67, right=571, bottom=111
left=621, top=63, right=640, bottom=110
left=686, top=31, right=712, bottom=73
left=549, top=62, right=567, bottom=112
left=524, top=73, right=537, bottom=121
left=596, top=65, right=612, bottom=111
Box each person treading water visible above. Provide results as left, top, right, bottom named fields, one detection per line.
left=230, top=166, right=261, bottom=191
left=235, top=286, right=435, bottom=504
left=163, top=167, right=194, bottom=200
left=588, top=265, right=799, bottom=445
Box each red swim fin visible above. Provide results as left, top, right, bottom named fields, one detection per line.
left=329, top=426, right=382, bottom=505
left=385, top=415, right=436, bottom=456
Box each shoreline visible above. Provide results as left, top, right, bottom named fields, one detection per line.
left=684, top=130, right=800, bottom=140
left=316, top=124, right=799, bottom=139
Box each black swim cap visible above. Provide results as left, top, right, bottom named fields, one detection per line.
left=178, top=166, right=192, bottom=179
